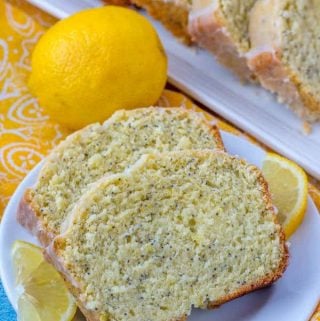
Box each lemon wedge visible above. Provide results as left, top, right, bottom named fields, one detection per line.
left=12, top=241, right=43, bottom=285
left=12, top=240, right=77, bottom=321
left=262, top=153, right=308, bottom=239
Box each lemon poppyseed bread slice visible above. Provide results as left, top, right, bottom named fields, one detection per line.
left=188, top=0, right=257, bottom=81
left=47, top=150, right=288, bottom=321
left=248, top=0, right=320, bottom=122
left=17, top=108, right=224, bottom=246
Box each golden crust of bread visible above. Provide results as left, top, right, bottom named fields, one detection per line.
left=132, top=0, right=191, bottom=44
left=188, top=6, right=255, bottom=82
left=17, top=190, right=54, bottom=246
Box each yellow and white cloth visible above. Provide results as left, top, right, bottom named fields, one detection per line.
left=0, top=1, right=319, bottom=320
left=0, top=0, right=70, bottom=214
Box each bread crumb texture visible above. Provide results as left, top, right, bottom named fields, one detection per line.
left=220, top=0, right=257, bottom=52
left=280, top=0, right=320, bottom=102
left=31, top=108, right=221, bottom=234
left=57, top=150, right=286, bottom=321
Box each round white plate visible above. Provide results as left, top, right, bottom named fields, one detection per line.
left=1, top=132, right=320, bottom=321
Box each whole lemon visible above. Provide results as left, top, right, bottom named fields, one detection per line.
left=29, top=6, right=167, bottom=129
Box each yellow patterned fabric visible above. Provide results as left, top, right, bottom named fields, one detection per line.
left=0, top=0, right=319, bottom=318
left=0, top=0, right=70, bottom=213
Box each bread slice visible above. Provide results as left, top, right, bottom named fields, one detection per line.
left=131, top=0, right=191, bottom=43
left=17, top=107, right=224, bottom=246
left=247, top=0, right=320, bottom=122
left=47, top=150, right=288, bottom=321
left=188, top=0, right=257, bottom=81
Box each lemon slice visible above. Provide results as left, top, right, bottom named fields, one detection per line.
left=12, top=241, right=43, bottom=285
left=262, top=153, right=308, bottom=239
left=12, top=241, right=77, bottom=321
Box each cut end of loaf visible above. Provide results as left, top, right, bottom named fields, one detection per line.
left=248, top=41, right=320, bottom=123
left=188, top=0, right=257, bottom=82
left=248, top=0, right=320, bottom=122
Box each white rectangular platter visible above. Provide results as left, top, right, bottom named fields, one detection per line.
left=26, top=0, right=320, bottom=179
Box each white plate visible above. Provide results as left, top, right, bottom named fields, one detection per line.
left=1, top=132, right=320, bottom=321
left=25, top=0, right=320, bottom=179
